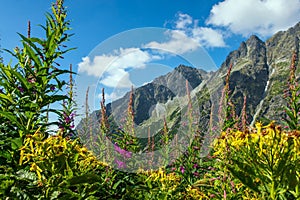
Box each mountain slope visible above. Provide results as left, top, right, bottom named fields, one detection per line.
left=77, top=21, right=300, bottom=136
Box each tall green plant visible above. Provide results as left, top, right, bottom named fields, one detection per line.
left=0, top=1, right=75, bottom=197
left=284, top=51, right=300, bottom=130
left=0, top=0, right=74, bottom=140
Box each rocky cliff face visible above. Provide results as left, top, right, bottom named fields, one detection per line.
left=77, top=22, right=300, bottom=134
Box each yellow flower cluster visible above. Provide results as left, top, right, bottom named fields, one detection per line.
left=19, top=129, right=108, bottom=181
left=140, top=168, right=181, bottom=192
left=214, top=122, right=300, bottom=160
left=185, top=185, right=208, bottom=200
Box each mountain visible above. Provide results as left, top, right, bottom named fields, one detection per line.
left=77, top=22, right=300, bottom=138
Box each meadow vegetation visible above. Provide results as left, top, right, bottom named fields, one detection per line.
left=0, top=1, right=299, bottom=199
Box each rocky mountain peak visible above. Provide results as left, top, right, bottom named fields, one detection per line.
left=77, top=21, right=300, bottom=135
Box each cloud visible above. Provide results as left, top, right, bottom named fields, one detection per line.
left=100, top=69, right=132, bottom=88
left=144, top=13, right=226, bottom=53
left=78, top=48, right=151, bottom=87
left=100, top=90, right=127, bottom=102
left=78, top=13, right=226, bottom=99
left=192, top=27, right=226, bottom=47
left=144, top=30, right=200, bottom=54
left=175, top=13, right=193, bottom=29
left=207, top=0, right=300, bottom=37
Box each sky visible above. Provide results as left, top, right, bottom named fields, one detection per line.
left=0, top=0, right=300, bottom=125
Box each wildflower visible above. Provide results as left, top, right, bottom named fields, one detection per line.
left=27, top=78, right=35, bottom=83
left=230, top=181, right=236, bottom=193
left=30, top=163, right=43, bottom=180
left=70, top=123, right=75, bottom=129
left=18, top=86, right=24, bottom=93
left=193, top=146, right=200, bottom=150
left=114, top=144, right=132, bottom=158
left=115, top=159, right=126, bottom=168
left=180, top=166, right=185, bottom=174
left=50, top=85, right=55, bottom=91
left=193, top=163, right=198, bottom=169
left=193, top=171, right=199, bottom=177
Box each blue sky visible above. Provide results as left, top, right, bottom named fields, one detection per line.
left=1, top=0, right=300, bottom=125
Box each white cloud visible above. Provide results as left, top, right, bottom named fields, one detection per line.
left=101, top=91, right=127, bottom=102
left=175, top=13, right=193, bottom=29
left=193, top=27, right=226, bottom=47
left=144, top=13, right=226, bottom=53
left=144, top=30, right=200, bottom=54
left=78, top=13, right=227, bottom=100
left=207, top=0, right=300, bottom=37
left=100, top=69, right=133, bottom=88
left=78, top=48, right=151, bottom=88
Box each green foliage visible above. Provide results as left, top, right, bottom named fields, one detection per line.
left=0, top=0, right=74, bottom=139
left=214, top=122, right=300, bottom=199
left=19, top=131, right=110, bottom=199
left=284, top=52, right=300, bottom=130
left=0, top=0, right=299, bottom=199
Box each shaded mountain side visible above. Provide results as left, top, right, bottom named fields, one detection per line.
left=76, top=21, right=300, bottom=135
left=81, top=65, right=207, bottom=129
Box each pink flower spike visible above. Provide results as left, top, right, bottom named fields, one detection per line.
left=180, top=166, right=185, bottom=174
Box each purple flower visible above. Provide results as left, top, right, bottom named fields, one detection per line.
left=27, top=78, right=35, bottom=83
left=18, top=86, right=24, bottom=93
left=180, top=166, right=185, bottom=174
left=193, top=172, right=199, bottom=177
left=50, top=85, right=55, bottom=91
left=70, top=112, right=76, bottom=118
left=115, top=159, right=126, bottom=168
left=114, top=144, right=132, bottom=158
left=70, top=123, right=75, bottom=129
left=65, top=116, right=71, bottom=124
left=193, top=163, right=198, bottom=169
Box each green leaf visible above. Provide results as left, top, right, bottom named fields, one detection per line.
left=10, top=70, right=30, bottom=91
left=228, top=165, right=259, bottom=193
left=67, top=173, right=101, bottom=185
left=10, top=137, right=22, bottom=150
left=0, top=111, right=23, bottom=129
left=0, top=93, right=15, bottom=104
left=113, top=180, right=123, bottom=190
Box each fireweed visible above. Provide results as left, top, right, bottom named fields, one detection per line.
left=0, top=0, right=76, bottom=198
left=1, top=0, right=299, bottom=199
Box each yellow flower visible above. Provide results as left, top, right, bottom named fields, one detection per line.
left=255, top=122, right=262, bottom=135
left=19, top=147, right=25, bottom=165
left=30, top=163, right=43, bottom=180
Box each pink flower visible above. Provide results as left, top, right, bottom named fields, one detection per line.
left=180, top=166, right=185, bottom=174
left=115, top=159, right=126, bottom=168
left=223, top=190, right=227, bottom=199
left=193, top=172, right=199, bottom=177
left=114, top=144, right=132, bottom=158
